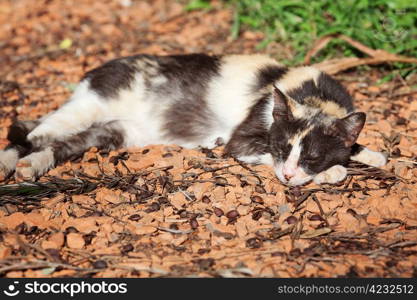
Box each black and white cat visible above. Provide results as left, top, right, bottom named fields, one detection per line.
left=0, top=54, right=387, bottom=186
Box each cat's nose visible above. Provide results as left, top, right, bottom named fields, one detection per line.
left=284, top=174, right=294, bottom=181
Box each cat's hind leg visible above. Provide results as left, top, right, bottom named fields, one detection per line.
left=350, top=143, right=387, bottom=167
left=15, top=121, right=125, bottom=181
left=0, top=148, right=19, bottom=181
left=26, top=80, right=106, bottom=144
left=13, top=81, right=111, bottom=181
left=0, top=120, right=39, bottom=180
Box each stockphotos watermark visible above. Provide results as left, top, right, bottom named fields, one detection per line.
left=3, top=280, right=128, bottom=297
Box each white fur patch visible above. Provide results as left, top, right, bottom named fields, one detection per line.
left=204, top=55, right=282, bottom=146
left=0, top=149, right=19, bottom=178
left=150, top=75, right=168, bottom=86
left=263, top=96, right=275, bottom=130
left=290, top=103, right=322, bottom=120
left=313, top=165, right=347, bottom=184
left=28, top=80, right=106, bottom=141
left=275, top=66, right=321, bottom=94
left=350, top=147, right=387, bottom=167
left=107, top=73, right=167, bottom=147
left=274, top=137, right=312, bottom=186
left=15, top=147, right=55, bottom=181
left=285, top=138, right=302, bottom=169
left=0, top=149, right=19, bottom=171
left=237, top=153, right=274, bottom=165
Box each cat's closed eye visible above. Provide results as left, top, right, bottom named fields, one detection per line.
left=272, top=144, right=290, bottom=157
left=304, top=155, right=320, bottom=163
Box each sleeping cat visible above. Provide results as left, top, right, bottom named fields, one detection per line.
left=0, top=54, right=387, bottom=186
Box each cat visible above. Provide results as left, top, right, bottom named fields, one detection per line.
left=0, top=54, right=387, bottom=186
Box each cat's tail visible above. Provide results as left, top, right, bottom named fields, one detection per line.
left=1, top=79, right=107, bottom=181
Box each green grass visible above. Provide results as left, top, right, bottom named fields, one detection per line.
left=185, top=0, right=212, bottom=11
left=226, top=0, right=417, bottom=67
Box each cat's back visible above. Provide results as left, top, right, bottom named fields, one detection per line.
left=74, top=53, right=284, bottom=147
left=81, top=53, right=283, bottom=124
left=76, top=53, right=355, bottom=125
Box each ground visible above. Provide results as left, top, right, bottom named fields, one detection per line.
left=0, top=0, right=416, bottom=278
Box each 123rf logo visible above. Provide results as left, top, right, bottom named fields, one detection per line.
left=3, top=281, right=128, bottom=297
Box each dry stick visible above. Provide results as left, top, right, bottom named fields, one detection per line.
left=388, top=240, right=417, bottom=249
left=12, top=237, right=49, bottom=260
left=394, top=158, right=417, bottom=165
left=291, top=220, right=303, bottom=243
left=76, top=165, right=174, bottom=181
left=0, top=260, right=98, bottom=274
left=293, top=191, right=313, bottom=211
left=343, top=175, right=354, bottom=189
left=347, top=167, right=406, bottom=182
left=0, top=259, right=169, bottom=276
left=194, top=163, right=241, bottom=177
left=311, top=194, right=329, bottom=227
left=315, top=57, right=417, bottom=76
left=304, top=35, right=334, bottom=64
left=77, top=204, right=127, bottom=225
left=177, top=187, right=194, bottom=202
left=267, top=225, right=296, bottom=241
left=391, top=90, right=417, bottom=98
left=235, top=160, right=266, bottom=186
left=299, top=183, right=397, bottom=195
left=369, top=223, right=402, bottom=235
left=306, top=34, right=417, bottom=75
left=119, top=160, right=132, bottom=174
left=337, top=35, right=386, bottom=57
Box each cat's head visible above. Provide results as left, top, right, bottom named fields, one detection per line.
left=268, top=85, right=365, bottom=186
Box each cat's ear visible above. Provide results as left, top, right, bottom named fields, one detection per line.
left=327, top=112, right=366, bottom=147
left=272, top=86, right=292, bottom=121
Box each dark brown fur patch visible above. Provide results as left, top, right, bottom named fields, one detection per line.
left=52, top=121, right=125, bottom=163
left=268, top=118, right=310, bottom=161
left=325, top=112, right=366, bottom=147
left=83, top=57, right=140, bottom=99
left=287, top=73, right=354, bottom=113
left=157, top=54, right=221, bottom=141
left=253, top=65, right=288, bottom=91
left=299, top=126, right=351, bottom=175
left=6, top=120, right=39, bottom=156
left=225, top=95, right=271, bottom=158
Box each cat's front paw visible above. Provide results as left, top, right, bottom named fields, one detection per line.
left=0, top=163, right=10, bottom=181
left=314, top=165, right=347, bottom=185
left=351, top=148, right=387, bottom=167
left=0, top=149, right=19, bottom=181
left=365, top=152, right=387, bottom=167
left=15, top=160, right=37, bottom=182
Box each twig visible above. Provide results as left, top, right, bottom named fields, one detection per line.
left=0, top=260, right=98, bottom=274
left=307, top=34, right=417, bottom=74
